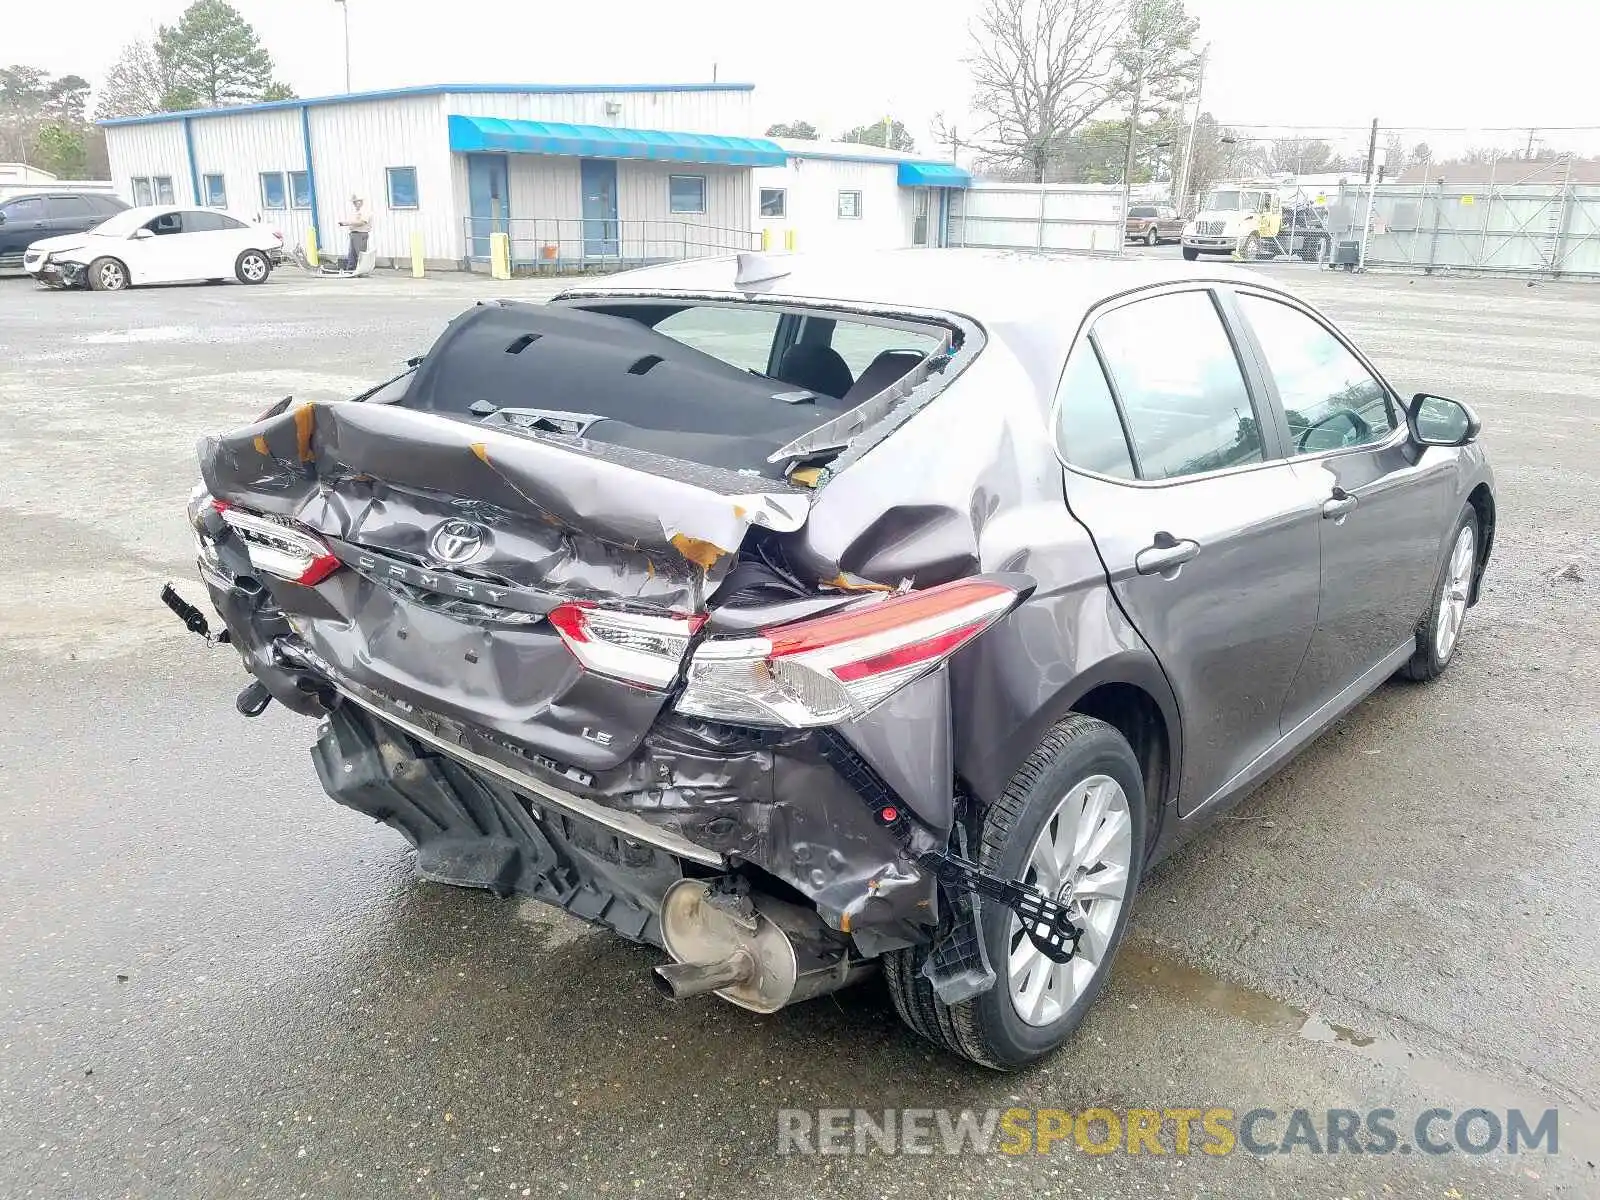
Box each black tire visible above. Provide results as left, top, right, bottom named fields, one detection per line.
left=1401, top=507, right=1480, bottom=682
left=86, top=256, right=128, bottom=292
left=884, top=714, right=1147, bottom=1070
left=235, top=250, right=271, bottom=285
left=1144, top=226, right=1158, bottom=246
left=1240, top=232, right=1262, bottom=260
left=1181, top=246, right=1199, bottom=261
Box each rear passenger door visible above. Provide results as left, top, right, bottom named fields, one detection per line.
left=1054, top=286, right=1323, bottom=815
left=45, top=195, right=99, bottom=237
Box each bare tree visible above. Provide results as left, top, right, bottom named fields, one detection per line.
left=95, top=39, right=174, bottom=119
left=967, top=0, right=1127, bottom=182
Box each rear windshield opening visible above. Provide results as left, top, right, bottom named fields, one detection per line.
left=388, top=299, right=956, bottom=480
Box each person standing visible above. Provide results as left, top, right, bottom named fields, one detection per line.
left=338, top=195, right=370, bottom=270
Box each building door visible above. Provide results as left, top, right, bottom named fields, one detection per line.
left=467, top=154, right=509, bottom=261
left=580, top=159, right=619, bottom=258
left=912, top=188, right=932, bottom=246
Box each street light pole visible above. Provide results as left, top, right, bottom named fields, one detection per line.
left=335, top=0, right=351, bottom=93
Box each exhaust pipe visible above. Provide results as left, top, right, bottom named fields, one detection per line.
left=652, top=950, right=757, bottom=1000
left=653, top=878, right=876, bottom=1013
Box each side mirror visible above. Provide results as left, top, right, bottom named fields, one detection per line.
left=132, top=227, right=155, bottom=240
left=1407, top=393, right=1480, bottom=447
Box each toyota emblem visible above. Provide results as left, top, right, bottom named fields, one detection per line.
left=427, top=519, right=487, bottom=565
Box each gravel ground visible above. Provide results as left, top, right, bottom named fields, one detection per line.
left=0, top=261, right=1596, bottom=1199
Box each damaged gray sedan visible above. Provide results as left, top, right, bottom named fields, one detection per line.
left=175, top=250, right=1495, bottom=1069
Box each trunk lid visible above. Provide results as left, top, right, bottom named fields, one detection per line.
left=200, top=400, right=809, bottom=771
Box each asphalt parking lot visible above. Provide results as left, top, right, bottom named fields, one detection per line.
left=2, top=259, right=1597, bottom=1199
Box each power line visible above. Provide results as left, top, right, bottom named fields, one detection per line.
left=1213, top=122, right=1600, bottom=134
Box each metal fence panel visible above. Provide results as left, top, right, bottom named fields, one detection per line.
left=1352, top=176, right=1600, bottom=279
left=948, top=183, right=1124, bottom=254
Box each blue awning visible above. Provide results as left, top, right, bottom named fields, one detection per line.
left=448, top=114, right=786, bottom=166
left=897, top=161, right=972, bottom=188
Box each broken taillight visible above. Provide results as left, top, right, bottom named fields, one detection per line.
left=214, top=502, right=341, bottom=586
left=547, top=602, right=706, bottom=690
left=675, top=578, right=1027, bottom=727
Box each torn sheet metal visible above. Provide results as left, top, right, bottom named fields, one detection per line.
left=199, top=400, right=808, bottom=609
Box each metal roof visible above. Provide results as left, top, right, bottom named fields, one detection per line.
left=97, top=81, right=754, bottom=127
left=446, top=115, right=786, bottom=166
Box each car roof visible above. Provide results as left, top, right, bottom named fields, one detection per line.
left=560, top=248, right=1286, bottom=332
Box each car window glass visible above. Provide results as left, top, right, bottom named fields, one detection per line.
left=1094, top=290, right=1265, bottom=480
left=6, top=198, right=45, bottom=221
left=1129, top=206, right=1156, bottom=218
left=146, top=212, right=183, bottom=235
left=90, top=195, right=126, bottom=215
left=217, top=213, right=249, bottom=230
left=48, top=196, right=93, bottom=219
left=1054, top=346, right=1136, bottom=479
left=1238, top=294, right=1397, bottom=454
left=826, top=322, right=940, bottom=377
left=653, top=306, right=781, bottom=374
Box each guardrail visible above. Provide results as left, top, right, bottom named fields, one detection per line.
left=463, top=217, right=759, bottom=272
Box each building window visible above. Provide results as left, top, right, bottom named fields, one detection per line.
left=289, top=170, right=312, bottom=209
left=260, top=171, right=287, bottom=209
left=202, top=174, right=226, bottom=207
left=130, top=176, right=175, bottom=206
left=387, top=166, right=419, bottom=209
left=669, top=174, right=707, bottom=215
left=837, top=190, right=862, bottom=219
left=759, top=188, right=787, bottom=218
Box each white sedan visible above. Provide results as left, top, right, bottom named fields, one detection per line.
left=24, top=204, right=284, bottom=291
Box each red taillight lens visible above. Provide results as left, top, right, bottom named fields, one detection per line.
left=547, top=602, right=705, bottom=690
left=676, top=578, right=1025, bottom=727
left=216, top=505, right=341, bottom=586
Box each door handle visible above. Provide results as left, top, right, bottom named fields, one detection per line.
left=1135, top=533, right=1201, bottom=576
left=1321, top=488, right=1359, bottom=519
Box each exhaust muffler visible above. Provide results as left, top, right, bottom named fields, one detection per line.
left=652, top=879, right=875, bottom=1013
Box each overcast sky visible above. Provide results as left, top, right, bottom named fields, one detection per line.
left=12, top=0, right=1600, bottom=158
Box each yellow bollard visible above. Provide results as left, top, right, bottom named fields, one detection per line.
left=490, top=231, right=511, bottom=280
left=304, top=227, right=319, bottom=268
left=411, top=231, right=425, bottom=278
left=784, top=228, right=796, bottom=251
left=760, top=227, right=771, bottom=251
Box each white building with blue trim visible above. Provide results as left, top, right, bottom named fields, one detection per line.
left=98, top=82, right=971, bottom=270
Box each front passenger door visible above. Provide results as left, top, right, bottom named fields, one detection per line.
left=1056, top=288, right=1323, bottom=815
left=1231, top=290, right=1457, bottom=727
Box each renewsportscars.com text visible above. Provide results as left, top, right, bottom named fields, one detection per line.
left=776, top=1106, right=1560, bottom=1157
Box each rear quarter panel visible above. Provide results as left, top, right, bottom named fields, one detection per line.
left=788, top=330, right=1180, bottom=815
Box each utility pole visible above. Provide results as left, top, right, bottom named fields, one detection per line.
left=1120, top=54, right=1146, bottom=229
left=334, top=0, right=351, bottom=93
left=1363, top=116, right=1378, bottom=183
left=1175, top=43, right=1208, bottom=211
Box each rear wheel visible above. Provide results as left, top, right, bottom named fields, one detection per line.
left=1402, top=508, right=1479, bottom=681
left=884, top=714, right=1146, bottom=1070
left=235, top=250, right=271, bottom=284
left=1181, top=246, right=1199, bottom=261
left=87, top=257, right=128, bottom=291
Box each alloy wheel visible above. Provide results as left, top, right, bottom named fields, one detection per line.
left=99, top=262, right=125, bottom=290
left=1007, top=774, right=1133, bottom=1027
left=1434, top=524, right=1475, bottom=661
